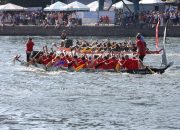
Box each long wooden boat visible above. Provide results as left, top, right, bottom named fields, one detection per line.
left=14, top=57, right=173, bottom=74
left=14, top=22, right=173, bottom=74
left=45, top=62, right=173, bottom=74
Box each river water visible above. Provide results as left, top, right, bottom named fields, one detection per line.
left=0, top=36, right=180, bottom=130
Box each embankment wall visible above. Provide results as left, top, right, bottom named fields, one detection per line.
left=0, top=25, right=179, bottom=37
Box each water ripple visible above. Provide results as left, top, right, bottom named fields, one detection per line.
left=0, top=36, right=180, bottom=130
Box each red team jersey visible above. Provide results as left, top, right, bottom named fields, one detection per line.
left=26, top=41, right=34, bottom=53
left=136, top=39, right=146, bottom=56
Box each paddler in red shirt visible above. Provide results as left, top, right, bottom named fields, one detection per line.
left=26, top=37, right=34, bottom=62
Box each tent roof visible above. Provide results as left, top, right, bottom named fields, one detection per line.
left=44, top=1, right=66, bottom=11
left=87, top=1, right=112, bottom=11
left=0, top=3, right=28, bottom=11
left=139, top=0, right=164, bottom=4
left=66, top=0, right=94, bottom=5
left=63, top=1, right=90, bottom=11
left=0, top=5, right=4, bottom=9
left=112, top=0, right=133, bottom=9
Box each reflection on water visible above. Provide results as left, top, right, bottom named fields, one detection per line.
left=0, top=36, right=180, bottom=130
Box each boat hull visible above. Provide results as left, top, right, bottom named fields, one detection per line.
left=35, top=63, right=172, bottom=74
left=16, top=58, right=173, bottom=74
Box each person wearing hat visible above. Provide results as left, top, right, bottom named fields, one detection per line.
left=136, top=33, right=146, bottom=61
left=25, top=37, right=34, bottom=62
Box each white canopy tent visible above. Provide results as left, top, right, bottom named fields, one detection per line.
left=112, top=0, right=133, bottom=9
left=139, top=0, right=165, bottom=11
left=44, top=1, right=66, bottom=11
left=63, top=1, right=90, bottom=11
left=0, top=3, right=28, bottom=11
left=87, top=1, right=113, bottom=11
left=139, top=0, right=164, bottom=4
left=0, top=5, right=4, bottom=8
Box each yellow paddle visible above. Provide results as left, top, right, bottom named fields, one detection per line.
left=75, top=64, right=85, bottom=72
left=139, top=59, right=155, bottom=74
left=115, top=62, right=121, bottom=72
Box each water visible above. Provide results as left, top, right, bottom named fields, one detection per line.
left=0, top=36, right=180, bottom=130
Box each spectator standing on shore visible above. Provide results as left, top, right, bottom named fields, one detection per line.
left=26, top=37, right=34, bottom=62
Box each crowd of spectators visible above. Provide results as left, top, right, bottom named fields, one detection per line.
left=99, top=15, right=110, bottom=25
left=115, top=8, right=180, bottom=28
left=0, top=8, right=180, bottom=27
left=0, top=10, right=81, bottom=27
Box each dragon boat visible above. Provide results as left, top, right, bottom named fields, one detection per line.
left=14, top=24, right=173, bottom=74
left=14, top=56, right=173, bottom=74
left=14, top=41, right=173, bottom=75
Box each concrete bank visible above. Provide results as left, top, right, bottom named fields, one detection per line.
left=0, top=25, right=179, bottom=37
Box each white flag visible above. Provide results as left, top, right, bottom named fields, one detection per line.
left=162, top=24, right=168, bottom=66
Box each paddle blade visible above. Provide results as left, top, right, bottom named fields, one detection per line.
left=115, top=63, right=121, bottom=72
left=75, top=64, right=85, bottom=72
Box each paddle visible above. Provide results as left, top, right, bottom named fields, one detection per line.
left=13, top=54, right=29, bottom=66
left=94, top=61, right=105, bottom=69
left=115, top=62, right=121, bottom=72
left=13, top=54, right=21, bottom=64
left=115, top=60, right=123, bottom=72
left=138, top=58, right=155, bottom=74
left=32, top=51, right=41, bottom=60
left=75, top=63, right=86, bottom=72
left=115, top=58, right=129, bottom=72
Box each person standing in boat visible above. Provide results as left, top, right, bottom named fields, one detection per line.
left=60, top=30, right=67, bottom=48
left=61, top=30, right=67, bottom=40
left=136, top=33, right=146, bottom=61
left=136, top=33, right=147, bottom=47
left=25, top=37, right=34, bottom=62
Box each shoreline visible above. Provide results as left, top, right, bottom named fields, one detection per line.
left=0, top=25, right=180, bottom=37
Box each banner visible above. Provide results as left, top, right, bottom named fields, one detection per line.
left=155, top=18, right=160, bottom=49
